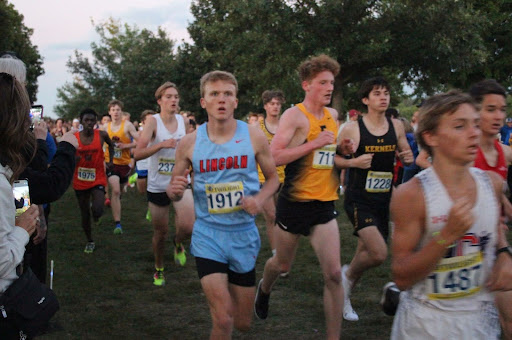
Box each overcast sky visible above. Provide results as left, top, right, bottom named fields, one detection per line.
left=12, top=0, right=194, bottom=118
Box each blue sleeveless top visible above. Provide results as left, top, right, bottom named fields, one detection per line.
left=192, top=120, right=259, bottom=229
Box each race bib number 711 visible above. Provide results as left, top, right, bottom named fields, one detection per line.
left=312, top=144, right=336, bottom=169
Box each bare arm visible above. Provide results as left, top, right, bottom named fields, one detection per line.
left=167, top=133, right=195, bottom=201
left=415, top=149, right=432, bottom=169
left=100, top=130, right=115, bottom=165
left=393, top=119, right=414, bottom=166
left=241, top=125, right=279, bottom=215
left=271, top=107, right=336, bottom=166
left=118, top=121, right=139, bottom=150
left=391, top=178, right=474, bottom=290
left=334, top=154, right=374, bottom=169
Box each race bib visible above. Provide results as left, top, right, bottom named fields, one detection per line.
left=158, top=157, right=175, bottom=175
left=113, top=147, right=122, bottom=159
left=365, top=171, right=393, bottom=193
left=77, top=167, right=96, bottom=182
left=312, top=144, right=336, bottom=169
left=426, top=252, right=483, bottom=300
left=205, top=181, right=244, bottom=214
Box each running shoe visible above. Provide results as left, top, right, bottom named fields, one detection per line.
left=84, top=242, right=95, bottom=253
left=342, top=264, right=359, bottom=321
left=104, top=198, right=111, bottom=207
left=254, top=279, right=270, bottom=320
left=146, top=209, right=152, bottom=222
left=380, top=282, right=401, bottom=316
left=174, top=243, right=187, bottom=266
left=128, top=172, right=138, bottom=186
left=113, top=224, right=123, bottom=234
left=153, top=269, right=165, bottom=286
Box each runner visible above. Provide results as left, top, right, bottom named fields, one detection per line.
left=254, top=55, right=353, bottom=339
left=168, top=70, right=279, bottom=338
left=72, top=108, right=114, bottom=253
left=134, top=83, right=194, bottom=286
left=469, top=79, right=512, bottom=337
left=337, top=77, right=413, bottom=321
left=104, top=99, right=139, bottom=234
left=390, top=90, right=512, bottom=339
left=254, top=90, right=286, bottom=256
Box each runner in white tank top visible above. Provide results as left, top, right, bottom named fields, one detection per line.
left=390, top=91, right=512, bottom=339
left=134, top=82, right=194, bottom=286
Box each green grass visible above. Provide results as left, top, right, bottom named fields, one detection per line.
left=41, top=187, right=394, bottom=339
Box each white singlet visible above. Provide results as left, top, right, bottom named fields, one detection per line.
left=147, top=114, right=186, bottom=193
left=391, top=167, right=500, bottom=339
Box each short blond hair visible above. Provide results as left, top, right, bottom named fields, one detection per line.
left=200, top=71, right=238, bottom=98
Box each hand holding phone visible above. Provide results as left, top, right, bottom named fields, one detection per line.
left=30, top=105, right=43, bottom=125
left=15, top=204, right=38, bottom=237
left=32, top=120, right=48, bottom=140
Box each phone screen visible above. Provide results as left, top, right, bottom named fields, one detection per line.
left=30, top=105, right=43, bottom=125
left=13, top=179, right=30, bottom=217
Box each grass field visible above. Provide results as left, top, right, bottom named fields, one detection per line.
left=40, top=186, right=396, bottom=339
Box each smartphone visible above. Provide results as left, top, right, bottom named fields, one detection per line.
left=13, top=179, right=31, bottom=217
left=30, top=105, right=43, bottom=127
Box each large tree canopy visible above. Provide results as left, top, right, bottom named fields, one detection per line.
left=181, top=0, right=505, bottom=117
left=0, top=0, right=44, bottom=103
left=55, top=18, right=177, bottom=121
left=57, top=1, right=512, bottom=121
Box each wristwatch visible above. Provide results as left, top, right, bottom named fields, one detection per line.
left=496, top=246, right=512, bottom=257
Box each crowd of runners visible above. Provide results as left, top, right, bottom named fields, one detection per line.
left=13, top=52, right=512, bottom=338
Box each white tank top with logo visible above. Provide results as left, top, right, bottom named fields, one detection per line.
left=147, top=114, right=186, bottom=193
left=410, top=167, right=498, bottom=311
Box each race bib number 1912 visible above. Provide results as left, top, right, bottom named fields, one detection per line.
left=205, top=181, right=244, bottom=214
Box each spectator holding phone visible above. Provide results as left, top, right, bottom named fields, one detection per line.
left=0, top=71, right=41, bottom=338
left=1, top=52, right=78, bottom=283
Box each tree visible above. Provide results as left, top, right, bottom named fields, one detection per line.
left=55, top=18, right=177, bottom=120
left=0, top=0, right=44, bottom=103
left=180, top=0, right=509, bottom=116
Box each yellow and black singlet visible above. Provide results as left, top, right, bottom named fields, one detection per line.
left=279, top=103, right=339, bottom=202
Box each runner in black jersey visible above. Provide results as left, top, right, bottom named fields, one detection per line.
left=337, top=77, right=413, bottom=321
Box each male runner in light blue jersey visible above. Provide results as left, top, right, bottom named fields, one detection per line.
left=168, top=71, right=279, bottom=338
